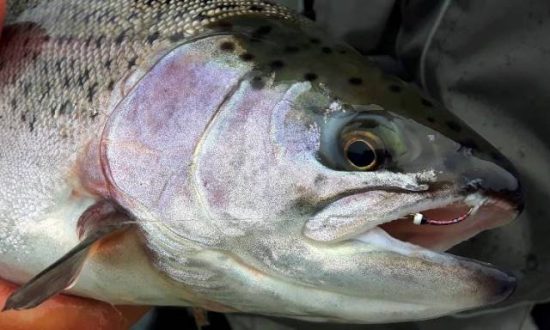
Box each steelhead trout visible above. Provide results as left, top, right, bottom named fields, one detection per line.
left=0, top=0, right=523, bottom=323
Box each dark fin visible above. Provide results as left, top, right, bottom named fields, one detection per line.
left=191, top=307, right=210, bottom=330
left=2, top=200, right=132, bottom=312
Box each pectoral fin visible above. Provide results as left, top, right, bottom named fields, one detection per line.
left=2, top=200, right=132, bottom=311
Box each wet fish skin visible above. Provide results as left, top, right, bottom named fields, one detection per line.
left=0, top=0, right=522, bottom=323
left=0, top=0, right=296, bottom=313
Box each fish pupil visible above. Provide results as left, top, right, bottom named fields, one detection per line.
left=346, top=141, right=376, bottom=168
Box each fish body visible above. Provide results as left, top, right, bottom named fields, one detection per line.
left=0, top=0, right=523, bottom=323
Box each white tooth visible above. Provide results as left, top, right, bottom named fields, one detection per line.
left=413, top=213, right=424, bottom=225
left=464, top=193, right=488, bottom=216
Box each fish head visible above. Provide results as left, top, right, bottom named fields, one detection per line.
left=101, top=17, right=523, bottom=323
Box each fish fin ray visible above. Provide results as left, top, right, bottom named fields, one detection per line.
left=2, top=200, right=132, bottom=311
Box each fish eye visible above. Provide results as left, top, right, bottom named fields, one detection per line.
left=342, top=131, right=384, bottom=171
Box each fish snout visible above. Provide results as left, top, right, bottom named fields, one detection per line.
left=452, top=256, right=517, bottom=306
left=460, top=149, right=524, bottom=213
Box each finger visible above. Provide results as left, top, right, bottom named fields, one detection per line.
left=0, top=278, right=149, bottom=330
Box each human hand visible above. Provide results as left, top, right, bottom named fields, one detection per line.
left=0, top=1, right=148, bottom=329
left=0, top=278, right=148, bottom=330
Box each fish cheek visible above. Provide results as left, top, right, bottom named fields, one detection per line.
left=98, top=36, right=253, bottom=217
left=194, top=83, right=292, bottom=221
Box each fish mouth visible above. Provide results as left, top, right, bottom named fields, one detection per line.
left=377, top=191, right=520, bottom=252
left=345, top=189, right=521, bottom=309
left=287, top=188, right=522, bottom=321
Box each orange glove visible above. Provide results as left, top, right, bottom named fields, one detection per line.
left=0, top=2, right=149, bottom=329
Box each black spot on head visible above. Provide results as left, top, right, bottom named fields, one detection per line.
left=249, top=4, right=264, bottom=11
left=250, top=76, right=265, bottom=90
left=310, top=38, right=321, bottom=44
left=349, top=77, right=363, bottom=85
left=107, top=80, right=115, bottom=91
left=284, top=46, right=299, bottom=53
left=321, top=46, right=332, bottom=54
left=422, top=98, right=434, bottom=107
left=220, top=41, right=235, bottom=52
left=253, top=25, right=272, bottom=37
left=389, top=84, right=402, bottom=93
left=270, top=60, right=284, bottom=70
left=445, top=121, right=462, bottom=132
left=215, top=21, right=233, bottom=31
left=426, top=116, right=436, bottom=123
left=239, top=53, right=255, bottom=61
left=304, top=73, right=318, bottom=81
